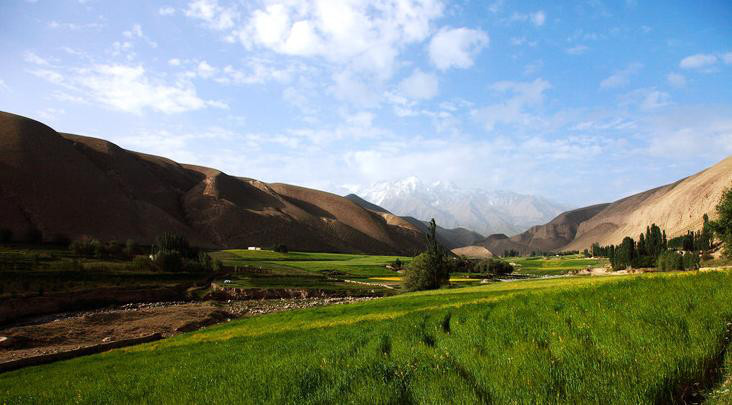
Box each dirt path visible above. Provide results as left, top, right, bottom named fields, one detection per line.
left=0, top=297, right=375, bottom=364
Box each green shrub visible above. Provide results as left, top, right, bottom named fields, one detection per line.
left=154, top=250, right=183, bottom=272
left=130, top=255, right=155, bottom=271
left=273, top=244, right=289, bottom=253
left=474, top=258, right=514, bottom=275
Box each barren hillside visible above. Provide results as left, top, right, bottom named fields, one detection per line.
left=0, top=112, right=424, bottom=254
left=564, top=157, right=732, bottom=251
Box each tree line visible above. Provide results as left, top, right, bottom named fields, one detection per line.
left=591, top=184, right=732, bottom=271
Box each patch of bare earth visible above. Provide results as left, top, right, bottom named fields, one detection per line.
left=0, top=297, right=374, bottom=363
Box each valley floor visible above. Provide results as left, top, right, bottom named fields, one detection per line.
left=2, top=270, right=732, bottom=403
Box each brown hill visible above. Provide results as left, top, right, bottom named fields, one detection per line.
left=344, top=194, right=484, bottom=249
left=451, top=245, right=494, bottom=259
left=475, top=234, right=532, bottom=256
left=564, top=156, right=732, bottom=251
left=509, top=204, right=610, bottom=252
left=0, top=112, right=424, bottom=254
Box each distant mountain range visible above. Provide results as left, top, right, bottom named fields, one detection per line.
left=349, top=177, right=570, bottom=236
left=344, top=194, right=484, bottom=250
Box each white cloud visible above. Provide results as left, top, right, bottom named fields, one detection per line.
left=646, top=107, right=732, bottom=159
left=566, top=45, right=588, bottom=55
left=679, top=53, right=717, bottom=70
left=329, top=70, right=381, bottom=107
left=398, top=69, right=438, bottom=100
left=621, top=88, right=671, bottom=111
left=0, top=79, right=8, bottom=92
left=472, top=78, right=551, bottom=131
left=24, top=51, right=49, bottom=65
left=213, top=59, right=296, bottom=85
left=48, top=20, right=104, bottom=31
left=33, top=63, right=225, bottom=114
left=237, top=0, right=444, bottom=78
left=123, top=24, right=143, bottom=39
left=196, top=60, right=217, bottom=78
left=600, top=63, right=642, bottom=89
left=168, top=58, right=181, bottom=66
left=508, top=10, right=546, bottom=27
left=185, top=0, right=237, bottom=31
left=121, top=24, right=158, bottom=48
left=666, top=72, right=686, bottom=88
left=37, top=107, right=66, bottom=120
left=531, top=11, right=546, bottom=27
left=30, top=69, right=65, bottom=84
left=428, top=27, right=489, bottom=71
left=159, top=6, right=176, bottom=16
left=723, top=52, right=732, bottom=64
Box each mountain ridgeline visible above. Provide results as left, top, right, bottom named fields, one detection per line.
left=473, top=157, right=732, bottom=255
left=1, top=111, right=729, bottom=256
left=0, top=112, right=426, bottom=255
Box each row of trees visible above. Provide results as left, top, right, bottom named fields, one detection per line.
left=65, top=233, right=221, bottom=273
left=591, top=185, right=732, bottom=270
left=591, top=223, right=701, bottom=271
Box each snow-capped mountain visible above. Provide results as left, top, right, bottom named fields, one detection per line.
left=349, top=177, right=570, bottom=236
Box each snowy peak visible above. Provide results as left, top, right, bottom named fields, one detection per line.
left=351, top=177, right=570, bottom=236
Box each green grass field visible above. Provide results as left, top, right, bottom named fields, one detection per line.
left=511, top=255, right=608, bottom=276
left=3, top=270, right=731, bottom=403
left=212, top=249, right=412, bottom=278
left=208, top=249, right=412, bottom=295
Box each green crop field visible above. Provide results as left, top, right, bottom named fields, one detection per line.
left=207, top=249, right=412, bottom=294
left=212, top=249, right=412, bottom=278
left=3, top=270, right=732, bottom=403
left=511, top=255, right=608, bottom=276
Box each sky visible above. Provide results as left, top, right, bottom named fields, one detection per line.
left=1, top=0, right=731, bottom=207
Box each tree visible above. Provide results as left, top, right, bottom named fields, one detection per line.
left=402, top=219, right=450, bottom=291
left=474, top=258, right=514, bottom=276
left=711, top=185, right=732, bottom=258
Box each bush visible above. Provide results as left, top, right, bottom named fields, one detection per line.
left=273, top=244, right=289, bottom=253
left=656, top=250, right=699, bottom=271
left=130, top=255, right=155, bottom=271
left=154, top=250, right=183, bottom=272
left=474, top=258, right=514, bottom=276
left=70, top=238, right=95, bottom=257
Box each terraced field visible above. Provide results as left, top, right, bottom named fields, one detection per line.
left=3, top=270, right=732, bottom=403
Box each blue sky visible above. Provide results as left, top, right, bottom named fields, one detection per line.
left=1, top=0, right=731, bottom=207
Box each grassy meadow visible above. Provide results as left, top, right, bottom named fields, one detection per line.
left=211, top=249, right=412, bottom=277
left=511, top=255, right=608, bottom=276
left=3, top=270, right=732, bottom=403
left=209, top=249, right=412, bottom=294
